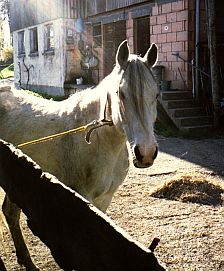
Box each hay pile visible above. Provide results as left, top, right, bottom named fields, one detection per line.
left=150, top=172, right=224, bottom=206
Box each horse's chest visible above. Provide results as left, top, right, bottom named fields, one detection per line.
left=73, top=147, right=128, bottom=196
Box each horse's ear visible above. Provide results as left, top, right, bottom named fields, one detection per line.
left=143, top=43, right=158, bottom=68
left=116, top=40, right=130, bottom=69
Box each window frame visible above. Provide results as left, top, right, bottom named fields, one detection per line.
left=18, top=30, right=25, bottom=56
left=66, top=28, right=74, bottom=45
left=44, top=24, right=55, bottom=53
left=29, top=27, right=39, bottom=55
left=92, top=23, right=102, bottom=48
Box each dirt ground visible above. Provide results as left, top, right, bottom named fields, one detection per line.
left=0, top=135, right=224, bottom=271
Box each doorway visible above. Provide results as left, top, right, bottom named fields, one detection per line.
left=103, top=20, right=126, bottom=76
left=134, top=16, right=150, bottom=57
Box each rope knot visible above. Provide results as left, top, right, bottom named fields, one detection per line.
left=85, top=119, right=114, bottom=144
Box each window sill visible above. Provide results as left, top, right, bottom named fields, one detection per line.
left=29, top=52, right=39, bottom=57
left=66, top=39, right=74, bottom=45
left=18, top=53, right=26, bottom=58
left=42, top=49, right=55, bottom=56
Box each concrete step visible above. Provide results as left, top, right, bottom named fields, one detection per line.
left=161, top=90, right=193, bottom=101
left=180, top=124, right=214, bottom=135
left=158, top=92, right=214, bottom=132
left=176, top=116, right=213, bottom=127
left=167, top=99, right=200, bottom=109
left=173, top=107, right=207, bottom=117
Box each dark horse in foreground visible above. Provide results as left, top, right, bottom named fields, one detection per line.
left=0, top=140, right=165, bottom=271
left=0, top=41, right=159, bottom=269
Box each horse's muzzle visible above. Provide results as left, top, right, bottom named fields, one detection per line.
left=133, top=145, right=158, bottom=168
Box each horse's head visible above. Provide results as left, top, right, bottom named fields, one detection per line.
left=110, top=40, right=159, bottom=168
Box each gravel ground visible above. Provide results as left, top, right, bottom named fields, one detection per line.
left=0, top=135, right=224, bottom=270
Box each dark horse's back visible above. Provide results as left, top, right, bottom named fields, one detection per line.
left=0, top=140, right=165, bottom=271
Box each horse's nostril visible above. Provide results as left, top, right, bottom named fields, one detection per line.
left=153, top=146, right=158, bottom=160
left=134, top=145, right=143, bottom=163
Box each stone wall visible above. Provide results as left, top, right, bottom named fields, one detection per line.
left=150, top=0, right=191, bottom=90
left=103, top=1, right=193, bottom=91
left=126, top=12, right=134, bottom=53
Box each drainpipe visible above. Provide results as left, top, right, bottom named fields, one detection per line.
left=195, top=0, right=200, bottom=99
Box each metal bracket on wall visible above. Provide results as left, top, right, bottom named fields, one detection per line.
left=172, top=52, right=210, bottom=77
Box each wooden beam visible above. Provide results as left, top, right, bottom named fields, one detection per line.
left=207, top=0, right=220, bottom=127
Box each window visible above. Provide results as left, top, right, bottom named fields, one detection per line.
left=93, top=23, right=102, bottom=48
left=45, top=24, right=54, bottom=51
left=18, top=31, right=25, bottom=55
left=66, top=28, right=74, bottom=44
left=30, top=27, right=38, bottom=54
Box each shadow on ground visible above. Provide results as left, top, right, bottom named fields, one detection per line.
left=157, top=136, right=224, bottom=178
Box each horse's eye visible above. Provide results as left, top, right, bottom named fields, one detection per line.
left=120, top=91, right=125, bottom=100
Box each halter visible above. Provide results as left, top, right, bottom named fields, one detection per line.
left=85, top=92, right=114, bottom=144
left=85, top=119, right=113, bottom=144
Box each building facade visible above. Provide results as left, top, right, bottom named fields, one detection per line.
left=10, top=0, right=86, bottom=95
left=9, top=0, right=224, bottom=129
left=10, top=0, right=196, bottom=95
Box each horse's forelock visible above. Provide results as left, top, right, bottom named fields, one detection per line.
left=121, top=58, right=156, bottom=127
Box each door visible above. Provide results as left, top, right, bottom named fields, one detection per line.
left=134, top=16, right=150, bottom=57
left=103, top=21, right=126, bottom=76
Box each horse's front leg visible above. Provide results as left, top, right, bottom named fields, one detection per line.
left=95, top=153, right=129, bottom=212
left=2, top=195, right=39, bottom=271
left=94, top=193, right=114, bottom=213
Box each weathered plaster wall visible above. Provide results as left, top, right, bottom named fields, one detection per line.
left=13, top=19, right=65, bottom=96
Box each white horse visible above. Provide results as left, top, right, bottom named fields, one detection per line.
left=0, top=40, right=159, bottom=270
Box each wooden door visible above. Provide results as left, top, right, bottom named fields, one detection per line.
left=103, top=21, right=126, bottom=76
left=134, top=16, right=150, bottom=57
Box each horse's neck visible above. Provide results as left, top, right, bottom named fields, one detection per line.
left=71, top=82, right=126, bottom=147
left=64, top=71, right=126, bottom=144
left=62, top=88, right=100, bottom=124
left=66, top=73, right=118, bottom=123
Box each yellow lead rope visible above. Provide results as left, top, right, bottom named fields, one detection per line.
left=17, top=121, right=97, bottom=148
